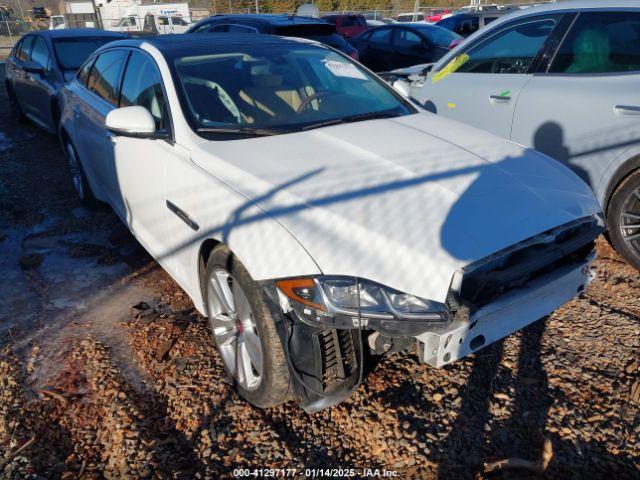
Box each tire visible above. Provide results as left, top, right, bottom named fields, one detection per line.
left=63, top=139, right=99, bottom=208
left=607, top=169, right=640, bottom=271
left=204, top=245, right=291, bottom=408
left=6, top=83, right=27, bottom=123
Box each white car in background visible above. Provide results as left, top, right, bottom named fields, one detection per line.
left=59, top=34, right=603, bottom=412
left=407, top=1, right=640, bottom=271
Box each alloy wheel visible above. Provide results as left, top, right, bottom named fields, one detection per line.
left=619, top=187, right=640, bottom=254
left=207, top=268, right=263, bottom=391
left=65, top=143, right=85, bottom=201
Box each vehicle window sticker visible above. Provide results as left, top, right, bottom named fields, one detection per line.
left=323, top=60, right=367, bottom=80
left=432, top=53, right=470, bottom=84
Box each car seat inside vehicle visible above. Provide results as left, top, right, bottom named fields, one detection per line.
left=565, top=28, right=614, bottom=73
left=239, top=62, right=303, bottom=122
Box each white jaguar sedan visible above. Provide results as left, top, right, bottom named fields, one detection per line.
left=59, top=34, right=603, bottom=412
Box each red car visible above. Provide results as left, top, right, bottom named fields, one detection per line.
left=322, top=14, right=369, bottom=39
left=425, top=9, right=451, bottom=23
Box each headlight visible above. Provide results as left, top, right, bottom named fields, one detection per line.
left=275, top=276, right=450, bottom=337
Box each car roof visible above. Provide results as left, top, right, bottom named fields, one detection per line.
left=451, top=10, right=507, bottom=18
left=499, top=0, right=639, bottom=19
left=96, top=33, right=316, bottom=57
left=198, top=14, right=330, bottom=26
left=27, top=28, right=128, bottom=39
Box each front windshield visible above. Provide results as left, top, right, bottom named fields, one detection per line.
left=53, top=37, right=122, bottom=70
left=172, top=43, right=414, bottom=136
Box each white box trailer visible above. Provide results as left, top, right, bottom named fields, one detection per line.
left=104, top=2, right=191, bottom=34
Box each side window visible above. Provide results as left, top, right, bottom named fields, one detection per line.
left=12, top=39, right=23, bottom=59
left=171, top=17, right=189, bottom=26
left=452, top=15, right=560, bottom=74
left=18, top=36, right=35, bottom=61
left=484, top=16, right=499, bottom=26
left=119, top=51, right=167, bottom=131
left=394, top=29, right=422, bottom=49
left=158, top=16, right=169, bottom=26
left=87, top=50, right=128, bottom=105
left=549, top=12, right=640, bottom=74
left=191, top=22, right=213, bottom=33
left=454, top=17, right=479, bottom=36
left=209, top=24, right=229, bottom=32
left=369, top=28, right=392, bottom=44
left=77, top=58, right=94, bottom=86
left=437, top=17, right=456, bottom=30
left=227, top=24, right=257, bottom=33
left=30, top=37, right=50, bottom=70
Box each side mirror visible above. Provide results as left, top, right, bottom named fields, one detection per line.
left=105, top=106, right=160, bottom=138
left=392, top=79, right=411, bottom=98
left=23, top=61, right=45, bottom=76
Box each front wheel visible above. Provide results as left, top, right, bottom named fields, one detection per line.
left=607, top=169, right=640, bottom=270
left=204, top=245, right=291, bottom=407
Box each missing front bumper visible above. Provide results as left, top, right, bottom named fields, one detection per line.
left=417, top=254, right=595, bottom=368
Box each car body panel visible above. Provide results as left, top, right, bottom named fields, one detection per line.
left=192, top=112, right=600, bottom=304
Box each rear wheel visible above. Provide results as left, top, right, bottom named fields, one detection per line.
left=607, top=169, right=640, bottom=270
left=64, top=139, right=99, bottom=208
left=6, top=83, right=27, bottom=123
left=205, top=245, right=290, bottom=407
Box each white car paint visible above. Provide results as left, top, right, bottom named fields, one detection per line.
left=59, top=37, right=602, bottom=362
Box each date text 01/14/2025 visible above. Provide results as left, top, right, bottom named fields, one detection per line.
left=232, top=468, right=400, bottom=477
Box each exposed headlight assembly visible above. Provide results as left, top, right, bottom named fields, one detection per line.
left=275, top=276, right=450, bottom=337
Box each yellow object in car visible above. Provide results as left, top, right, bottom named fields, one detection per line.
left=432, top=54, right=470, bottom=84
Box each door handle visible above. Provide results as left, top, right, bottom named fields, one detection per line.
left=489, top=95, right=511, bottom=104
left=614, top=105, right=640, bottom=116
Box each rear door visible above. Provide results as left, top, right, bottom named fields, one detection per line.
left=11, top=35, right=35, bottom=106
left=75, top=49, right=128, bottom=203
left=23, top=35, right=55, bottom=129
left=414, top=13, right=564, bottom=138
left=169, top=16, right=190, bottom=33
left=392, top=28, right=429, bottom=69
left=357, top=27, right=395, bottom=72
left=511, top=10, right=640, bottom=194
left=157, top=16, right=170, bottom=34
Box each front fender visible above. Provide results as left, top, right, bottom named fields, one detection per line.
left=597, top=145, right=640, bottom=213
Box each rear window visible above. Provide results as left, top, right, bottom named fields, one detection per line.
left=53, top=36, right=124, bottom=70
left=273, top=23, right=336, bottom=36
left=343, top=16, right=367, bottom=27
left=414, top=25, right=461, bottom=47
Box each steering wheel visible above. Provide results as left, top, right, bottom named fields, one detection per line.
left=296, top=91, right=332, bottom=114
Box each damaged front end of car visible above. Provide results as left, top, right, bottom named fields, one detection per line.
left=263, top=215, right=603, bottom=413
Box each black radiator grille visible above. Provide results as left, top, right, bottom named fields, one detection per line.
left=458, top=217, right=602, bottom=308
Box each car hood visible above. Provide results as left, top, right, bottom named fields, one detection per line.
left=191, top=112, right=601, bottom=303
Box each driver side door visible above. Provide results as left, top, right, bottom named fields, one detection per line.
left=415, top=13, right=563, bottom=138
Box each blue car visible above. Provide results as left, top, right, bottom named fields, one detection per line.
left=5, top=29, right=127, bottom=132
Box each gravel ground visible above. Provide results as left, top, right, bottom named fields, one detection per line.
left=0, top=81, right=638, bottom=479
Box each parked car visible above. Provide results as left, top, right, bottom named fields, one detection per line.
left=186, top=14, right=358, bottom=59
left=59, top=34, right=603, bottom=411
left=396, top=12, right=424, bottom=23
left=322, top=13, right=368, bottom=38
left=425, top=9, right=451, bottom=23
left=5, top=29, right=127, bottom=132
left=436, top=9, right=506, bottom=37
left=351, top=23, right=461, bottom=72
left=409, top=1, right=640, bottom=271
